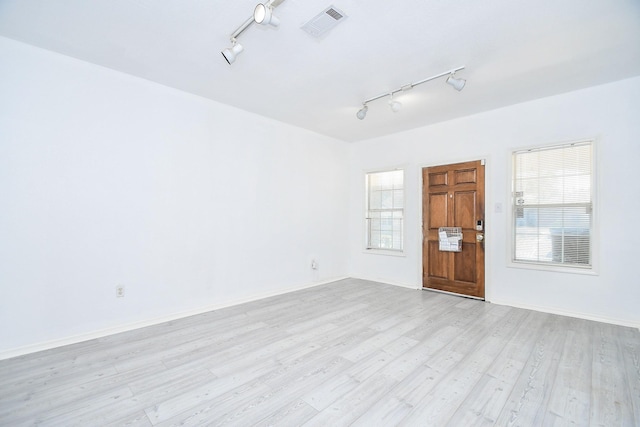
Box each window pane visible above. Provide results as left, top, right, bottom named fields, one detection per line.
left=551, top=230, right=590, bottom=265
left=537, top=206, right=591, bottom=229
left=538, top=149, right=565, bottom=178
left=393, top=190, right=403, bottom=209
left=369, top=230, right=381, bottom=248
left=369, top=191, right=381, bottom=210
left=380, top=218, right=393, bottom=231
left=514, top=230, right=549, bottom=262
left=564, top=175, right=591, bottom=204
left=380, top=190, right=393, bottom=209
left=538, top=177, right=566, bottom=204
left=564, top=143, right=591, bottom=175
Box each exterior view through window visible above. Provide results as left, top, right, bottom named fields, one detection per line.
left=366, top=169, right=404, bottom=252
left=512, top=141, right=593, bottom=268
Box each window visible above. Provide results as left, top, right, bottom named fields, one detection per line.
left=365, top=169, right=404, bottom=252
left=512, top=141, right=593, bottom=269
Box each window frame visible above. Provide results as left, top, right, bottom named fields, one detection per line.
left=363, top=168, right=406, bottom=256
left=507, top=139, right=598, bottom=275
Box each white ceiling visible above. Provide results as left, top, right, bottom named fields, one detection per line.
left=1, top=0, right=639, bottom=142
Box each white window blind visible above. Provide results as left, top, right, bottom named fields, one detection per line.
left=512, top=141, right=593, bottom=267
left=366, top=170, right=404, bottom=251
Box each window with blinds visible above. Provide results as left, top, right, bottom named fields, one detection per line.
left=512, top=141, right=593, bottom=268
left=366, top=169, right=404, bottom=252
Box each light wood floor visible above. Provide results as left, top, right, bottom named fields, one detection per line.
left=1, top=279, right=639, bottom=426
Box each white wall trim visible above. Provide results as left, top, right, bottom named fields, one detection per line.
left=0, top=276, right=348, bottom=361
left=358, top=277, right=638, bottom=328
left=351, top=277, right=639, bottom=329
left=352, top=276, right=421, bottom=290
left=3, top=275, right=637, bottom=360
left=353, top=276, right=638, bottom=329
left=489, top=298, right=639, bottom=329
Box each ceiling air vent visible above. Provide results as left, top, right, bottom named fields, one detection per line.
left=301, top=5, right=347, bottom=38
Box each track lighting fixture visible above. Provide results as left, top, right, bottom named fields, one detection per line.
left=254, top=3, right=280, bottom=27
left=356, top=105, right=368, bottom=120
left=356, top=66, right=466, bottom=120
left=221, top=41, right=244, bottom=65
left=388, top=94, right=402, bottom=113
left=446, top=73, right=466, bottom=91
left=221, top=0, right=285, bottom=65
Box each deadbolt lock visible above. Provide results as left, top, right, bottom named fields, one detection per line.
left=476, top=233, right=484, bottom=242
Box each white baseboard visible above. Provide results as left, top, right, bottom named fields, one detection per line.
left=0, top=276, right=348, bottom=361
left=354, top=277, right=639, bottom=329
left=5, top=276, right=635, bottom=360
left=351, top=276, right=421, bottom=290
left=355, top=277, right=639, bottom=329
left=489, top=298, right=640, bottom=329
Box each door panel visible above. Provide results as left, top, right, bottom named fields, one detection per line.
left=454, top=168, right=476, bottom=184
left=429, top=171, right=448, bottom=187
left=428, top=241, right=448, bottom=279
left=454, top=243, right=476, bottom=283
left=422, top=160, right=485, bottom=299
left=429, top=193, right=448, bottom=228
left=454, top=191, right=476, bottom=229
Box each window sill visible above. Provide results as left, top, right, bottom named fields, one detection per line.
left=363, top=248, right=406, bottom=257
left=507, top=260, right=598, bottom=276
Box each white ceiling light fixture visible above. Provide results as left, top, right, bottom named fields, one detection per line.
left=388, top=94, right=402, bottom=112
left=356, top=104, right=368, bottom=120
left=221, top=40, right=244, bottom=64
left=356, top=66, right=466, bottom=120
left=446, top=73, right=466, bottom=91
left=254, top=3, right=280, bottom=27
left=221, top=0, right=285, bottom=65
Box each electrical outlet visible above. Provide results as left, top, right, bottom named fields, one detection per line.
left=311, top=259, right=318, bottom=270
left=116, top=285, right=125, bottom=298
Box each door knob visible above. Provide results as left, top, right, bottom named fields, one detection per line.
left=476, top=234, right=484, bottom=242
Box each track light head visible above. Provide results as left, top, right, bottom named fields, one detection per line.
left=221, top=42, right=243, bottom=64
left=254, top=3, right=280, bottom=27
left=356, top=105, right=368, bottom=120
left=388, top=95, right=402, bottom=113
left=446, top=74, right=466, bottom=91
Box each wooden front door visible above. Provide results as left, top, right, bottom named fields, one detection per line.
left=422, top=160, right=485, bottom=298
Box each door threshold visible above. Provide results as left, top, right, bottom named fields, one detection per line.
left=422, top=287, right=485, bottom=301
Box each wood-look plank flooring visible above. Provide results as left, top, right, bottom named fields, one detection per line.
left=1, top=278, right=639, bottom=426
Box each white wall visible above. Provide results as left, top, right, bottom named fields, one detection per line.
left=2, top=35, right=638, bottom=359
left=348, top=76, right=640, bottom=328
left=0, top=37, right=349, bottom=355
